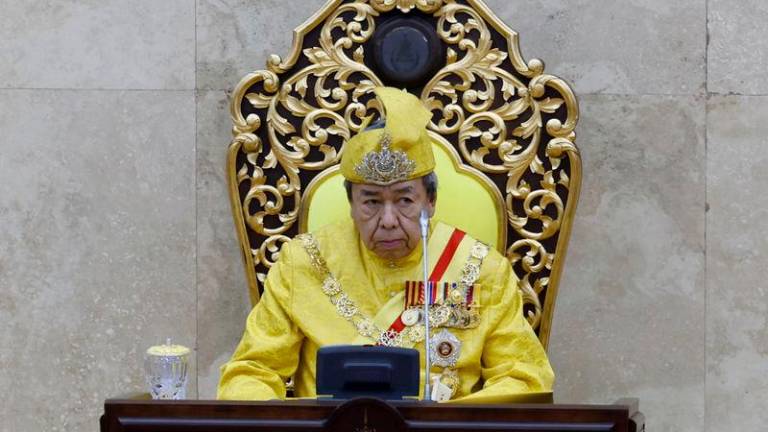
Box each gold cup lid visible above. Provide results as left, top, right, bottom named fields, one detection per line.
left=146, top=339, right=190, bottom=356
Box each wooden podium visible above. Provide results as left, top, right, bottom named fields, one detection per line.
left=101, top=394, right=645, bottom=432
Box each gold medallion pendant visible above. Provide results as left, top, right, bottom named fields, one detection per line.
left=429, top=329, right=462, bottom=401
left=429, top=329, right=461, bottom=368
left=429, top=304, right=451, bottom=327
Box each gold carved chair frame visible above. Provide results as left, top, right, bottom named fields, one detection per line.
left=226, top=0, right=580, bottom=349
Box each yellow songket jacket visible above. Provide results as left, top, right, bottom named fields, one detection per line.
left=217, top=219, right=554, bottom=401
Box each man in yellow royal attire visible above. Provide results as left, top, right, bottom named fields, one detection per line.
left=217, top=87, right=554, bottom=402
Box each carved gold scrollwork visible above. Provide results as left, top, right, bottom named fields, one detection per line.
left=370, top=0, right=444, bottom=13
left=229, top=1, right=385, bottom=297
left=253, top=235, right=292, bottom=283
left=506, top=239, right=554, bottom=329
left=420, top=1, right=579, bottom=340
left=228, top=0, right=580, bottom=348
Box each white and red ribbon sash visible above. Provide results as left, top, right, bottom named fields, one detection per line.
left=381, top=226, right=470, bottom=340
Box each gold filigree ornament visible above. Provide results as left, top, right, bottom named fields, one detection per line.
left=355, top=319, right=376, bottom=338
left=452, top=240, right=488, bottom=328
left=438, top=368, right=460, bottom=395
left=460, top=241, right=488, bottom=291
left=322, top=276, right=342, bottom=296
left=402, top=324, right=425, bottom=343
left=371, top=0, right=444, bottom=14
left=429, top=305, right=452, bottom=327
left=353, top=132, right=416, bottom=184
left=298, top=233, right=404, bottom=347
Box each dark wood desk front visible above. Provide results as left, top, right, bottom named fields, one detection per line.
left=101, top=395, right=644, bottom=432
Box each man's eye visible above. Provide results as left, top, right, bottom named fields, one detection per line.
left=399, top=197, right=414, bottom=204
left=364, top=199, right=380, bottom=206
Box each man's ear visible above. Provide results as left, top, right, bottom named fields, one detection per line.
left=427, top=199, right=436, bottom=218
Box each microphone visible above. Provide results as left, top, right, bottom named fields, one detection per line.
left=419, top=209, right=432, bottom=400
left=420, top=208, right=429, bottom=238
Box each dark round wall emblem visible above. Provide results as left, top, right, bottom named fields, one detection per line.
left=372, top=17, right=444, bottom=88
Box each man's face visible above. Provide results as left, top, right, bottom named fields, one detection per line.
left=350, top=178, right=436, bottom=260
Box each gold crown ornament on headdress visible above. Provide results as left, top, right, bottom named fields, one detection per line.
left=340, top=87, right=435, bottom=185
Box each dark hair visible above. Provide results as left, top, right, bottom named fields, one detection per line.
left=344, top=171, right=438, bottom=203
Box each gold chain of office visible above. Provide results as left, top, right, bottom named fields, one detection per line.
left=297, top=233, right=489, bottom=347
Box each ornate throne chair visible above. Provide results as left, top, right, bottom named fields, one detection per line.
left=226, top=0, right=580, bottom=349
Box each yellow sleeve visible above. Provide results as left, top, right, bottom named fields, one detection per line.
left=217, top=241, right=304, bottom=400
left=471, top=259, right=555, bottom=399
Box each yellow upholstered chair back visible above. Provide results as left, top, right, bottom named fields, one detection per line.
left=226, top=0, right=580, bottom=349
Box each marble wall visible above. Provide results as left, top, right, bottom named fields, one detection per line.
left=0, top=1, right=765, bottom=431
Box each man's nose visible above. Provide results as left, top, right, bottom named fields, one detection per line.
left=379, top=202, right=398, bottom=229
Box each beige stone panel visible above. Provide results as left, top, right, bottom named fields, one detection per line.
left=0, top=1, right=194, bottom=90
left=197, top=0, right=326, bottom=90
left=708, top=2, right=768, bottom=95
left=548, top=95, right=706, bottom=431
left=195, top=90, right=252, bottom=399
left=0, top=90, right=196, bottom=431
left=706, top=96, right=768, bottom=431
left=483, top=0, right=706, bottom=95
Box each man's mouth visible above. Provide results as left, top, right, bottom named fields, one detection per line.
left=377, top=239, right=404, bottom=249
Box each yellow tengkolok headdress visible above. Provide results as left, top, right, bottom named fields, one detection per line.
left=340, top=87, right=434, bottom=185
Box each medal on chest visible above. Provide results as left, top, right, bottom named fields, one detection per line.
left=428, top=329, right=462, bottom=401
left=402, top=281, right=481, bottom=330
